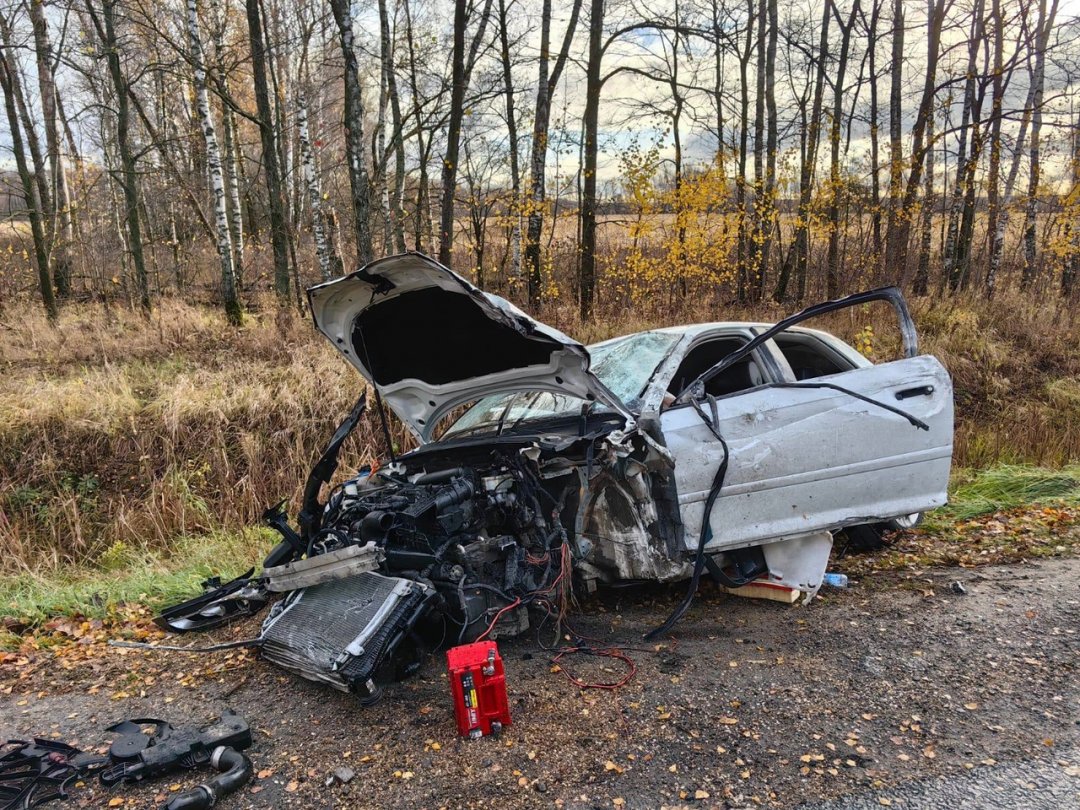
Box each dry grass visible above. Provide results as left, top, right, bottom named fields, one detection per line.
left=0, top=283, right=1078, bottom=585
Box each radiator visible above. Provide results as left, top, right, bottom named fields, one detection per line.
left=260, top=571, right=432, bottom=698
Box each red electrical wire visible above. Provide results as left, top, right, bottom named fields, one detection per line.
left=473, top=542, right=638, bottom=691
left=475, top=597, right=522, bottom=642
left=552, top=646, right=637, bottom=690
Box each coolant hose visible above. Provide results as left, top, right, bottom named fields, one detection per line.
left=161, top=746, right=253, bottom=810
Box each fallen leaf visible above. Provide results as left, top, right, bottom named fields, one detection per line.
left=717, top=716, right=738, bottom=725
left=695, top=789, right=710, bottom=799
left=108, top=800, right=124, bottom=808
left=285, top=781, right=299, bottom=792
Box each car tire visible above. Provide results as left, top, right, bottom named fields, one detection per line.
left=841, top=513, right=922, bottom=553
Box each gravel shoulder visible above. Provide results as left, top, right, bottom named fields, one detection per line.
left=3, top=557, right=1079, bottom=809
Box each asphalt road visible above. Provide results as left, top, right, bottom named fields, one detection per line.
left=3, top=557, right=1078, bottom=809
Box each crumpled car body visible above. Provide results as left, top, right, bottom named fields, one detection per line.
left=160, top=252, right=953, bottom=700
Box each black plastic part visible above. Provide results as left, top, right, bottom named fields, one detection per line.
left=262, top=500, right=304, bottom=558
left=153, top=571, right=266, bottom=634
left=262, top=540, right=295, bottom=569
left=299, top=392, right=368, bottom=540
left=0, top=738, right=106, bottom=810
left=161, top=747, right=253, bottom=810
left=896, top=384, right=935, bottom=400
left=99, top=710, right=251, bottom=787
left=704, top=545, right=768, bottom=588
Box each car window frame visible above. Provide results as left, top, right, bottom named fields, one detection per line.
left=652, top=327, right=785, bottom=411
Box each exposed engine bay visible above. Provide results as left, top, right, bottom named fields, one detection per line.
left=258, top=447, right=582, bottom=701
left=158, top=395, right=657, bottom=701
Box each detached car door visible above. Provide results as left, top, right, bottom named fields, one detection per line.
left=659, top=291, right=953, bottom=554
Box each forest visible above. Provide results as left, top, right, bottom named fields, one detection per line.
left=0, top=0, right=1077, bottom=322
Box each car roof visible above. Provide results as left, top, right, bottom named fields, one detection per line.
left=589, top=322, right=837, bottom=348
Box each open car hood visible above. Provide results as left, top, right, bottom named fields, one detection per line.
left=308, top=253, right=634, bottom=442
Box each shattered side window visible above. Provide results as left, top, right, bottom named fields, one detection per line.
left=441, top=331, right=679, bottom=439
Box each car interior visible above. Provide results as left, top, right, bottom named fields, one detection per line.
left=667, top=337, right=766, bottom=398
left=772, top=333, right=855, bottom=380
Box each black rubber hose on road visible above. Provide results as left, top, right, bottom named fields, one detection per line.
left=160, top=747, right=253, bottom=810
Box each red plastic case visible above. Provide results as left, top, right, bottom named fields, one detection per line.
left=446, top=641, right=512, bottom=739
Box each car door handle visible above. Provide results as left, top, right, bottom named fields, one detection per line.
left=895, top=385, right=934, bottom=400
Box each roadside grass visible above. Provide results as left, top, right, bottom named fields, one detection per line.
left=0, top=527, right=274, bottom=637
left=924, top=464, right=1080, bottom=526
left=839, top=465, right=1080, bottom=577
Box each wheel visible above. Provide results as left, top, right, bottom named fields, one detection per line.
left=885, top=512, right=923, bottom=530
left=840, top=513, right=922, bottom=554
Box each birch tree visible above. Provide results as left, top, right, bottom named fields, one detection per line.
left=329, top=0, right=375, bottom=267
left=188, top=0, right=241, bottom=324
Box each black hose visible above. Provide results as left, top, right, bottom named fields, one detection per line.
left=645, top=396, right=730, bottom=640
left=161, top=747, right=253, bottom=810
left=414, top=467, right=468, bottom=485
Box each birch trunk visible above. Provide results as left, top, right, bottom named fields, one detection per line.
left=188, top=0, right=240, bottom=325
left=1021, top=0, right=1058, bottom=290
left=297, top=93, right=335, bottom=280
left=329, top=0, right=375, bottom=266
left=209, top=0, right=245, bottom=288
left=379, top=0, right=407, bottom=252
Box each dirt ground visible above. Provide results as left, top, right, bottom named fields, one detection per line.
left=3, top=557, right=1078, bottom=810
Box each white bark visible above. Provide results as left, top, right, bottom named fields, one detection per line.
left=209, top=0, right=244, bottom=287
left=297, top=94, right=333, bottom=280
left=187, top=0, right=238, bottom=319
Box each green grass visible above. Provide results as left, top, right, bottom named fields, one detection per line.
left=926, top=464, right=1080, bottom=526
left=0, top=527, right=275, bottom=628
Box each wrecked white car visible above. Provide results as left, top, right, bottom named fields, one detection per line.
left=157, top=253, right=953, bottom=701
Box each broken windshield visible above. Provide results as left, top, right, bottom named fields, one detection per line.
left=441, top=331, right=679, bottom=439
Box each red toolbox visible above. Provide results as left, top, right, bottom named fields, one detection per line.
left=446, top=641, right=511, bottom=739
